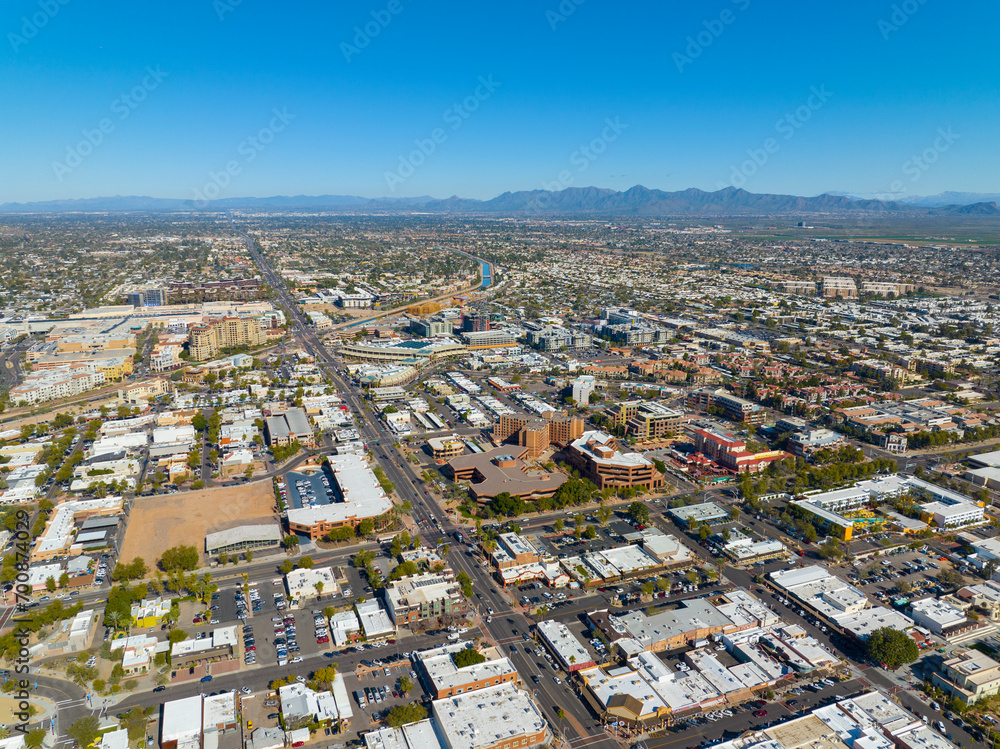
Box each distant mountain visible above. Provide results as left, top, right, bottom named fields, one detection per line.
left=1, top=185, right=994, bottom=216
left=420, top=185, right=908, bottom=216
left=931, top=201, right=1000, bottom=215
left=902, top=192, right=1000, bottom=207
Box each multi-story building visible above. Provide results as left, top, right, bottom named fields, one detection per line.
left=565, top=431, right=663, bottom=490
left=606, top=401, right=682, bottom=440
left=188, top=316, right=266, bottom=361
left=820, top=277, right=858, bottom=298
left=460, top=330, right=517, bottom=349
left=461, top=313, right=490, bottom=333
left=415, top=643, right=519, bottom=699
left=427, top=435, right=465, bottom=460
left=932, top=648, right=1000, bottom=706
left=168, top=278, right=264, bottom=302
left=410, top=317, right=454, bottom=337
left=492, top=414, right=584, bottom=459
left=446, top=447, right=567, bottom=503
left=860, top=281, right=915, bottom=296
left=571, top=375, right=595, bottom=405
left=285, top=454, right=394, bottom=540
left=525, top=327, right=592, bottom=351
left=10, top=364, right=107, bottom=405
left=782, top=279, right=818, bottom=295
left=382, top=572, right=469, bottom=625
left=786, top=428, right=845, bottom=457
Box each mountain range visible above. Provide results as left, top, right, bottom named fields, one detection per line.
left=1, top=186, right=998, bottom=217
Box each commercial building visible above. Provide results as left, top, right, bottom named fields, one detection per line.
left=131, top=597, right=172, bottom=627
left=188, top=316, right=266, bottom=361
left=160, top=693, right=238, bottom=749
left=285, top=566, right=338, bottom=604
left=908, top=597, right=985, bottom=642
left=686, top=388, right=765, bottom=425
left=382, top=572, right=469, bottom=625
left=536, top=620, right=595, bottom=672
left=931, top=648, right=1000, bottom=706
left=265, top=408, right=314, bottom=447
left=431, top=683, right=548, bottom=749
left=460, top=330, right=518, bottom=349
left=606, top=401, right=683, bottom=440
left=427, top=435, right=465, bottom=460
left=278, top=678, right=353, bottom=729
left=720, top=538, right=787, bottom=565
left=410, top=317, right=454, bottom=338
left=565, top=431, right=664, bottom=490
left=525, top=327, right=592, bottom=351
left=415, top=642, right=519, bottom=699
left=445, top=446, right=567, bottom=503
left=691, top=427, right=788, bottom=474
left=339, top=337, right=466, bottom=363
left=204, top=524, right=282, bottom=555
left=491, top=414, right=584, bottom=459
left=285, top=454, right=394, bottom=540
left=668, top=502, right=730, bottom=528
left=169, top=626, right=238, bottom=668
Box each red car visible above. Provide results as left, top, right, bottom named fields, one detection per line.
left=753, top=710, right=767, bottom=717
left=245, top=645, right=256, bottom=651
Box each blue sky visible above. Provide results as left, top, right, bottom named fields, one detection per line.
left=1, top=0, right=997, bottom=202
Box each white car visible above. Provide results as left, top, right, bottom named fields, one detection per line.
left=295, top=676, right=306, bottom=684
left=291, top=656, right=303, bottom=663
left=240, top=687, right=252, bottom=695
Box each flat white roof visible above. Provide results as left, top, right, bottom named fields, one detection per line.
left=432, top=683, right=546, bottom=749
left=286, top=453, right=393, bottom=527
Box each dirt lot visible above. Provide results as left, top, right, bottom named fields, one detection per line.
left=120, top=481, right=277, bottom=569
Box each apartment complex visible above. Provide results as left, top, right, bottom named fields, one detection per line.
left=565, top=430, right=663, bottom=490
left=820, top=277, right=858, bottom=298
left=606, top=400, right=683, bottom=440
left=10, top=364, right=107, bottom=405
left=382, top=572, right=469, bottom=625
left=188, top=316, right=266, bottom=361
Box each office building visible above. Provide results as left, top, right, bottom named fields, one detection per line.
left=606, top=401, right=682, bottom=440
left=382, top=572, right=469, bottom=625
left=932, top=648, right=1000, bottom=706
left=565, top=431, right=663, bottom=490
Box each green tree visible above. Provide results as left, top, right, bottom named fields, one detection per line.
left=626, top=501, right=649, bottom=525
left=452, top=648, right=486, bottom=668
left=67, top=717, right=101, bottom=749
left=160, top=545, right=200, bottom=572
left=553, top=518, right=564, bottom=533
left=865, top=627, right=918, bottom=669
left=386, top=703, right=427, bottom=728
